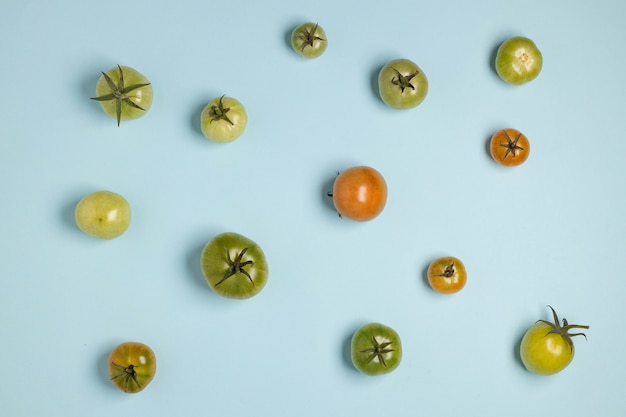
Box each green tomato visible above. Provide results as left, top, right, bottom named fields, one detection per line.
left=495, top=37, right=543, bottom=85
left=200, top=232, right=269, bottom=299
left=200, top=95, right=248, bottom=143
left=378, top=58, right=428, bottom=110
left=351, top=322, right=402, bottom=376
left=291, top=22, right=327, bottom=59
left=74, top=190, right=131, bottom=240
left=91, top=65, right=153, bottom=126
left=520, top=306, right=589, bottom=375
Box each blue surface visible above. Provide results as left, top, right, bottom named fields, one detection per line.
left=1, top=0, right=625, bottom=415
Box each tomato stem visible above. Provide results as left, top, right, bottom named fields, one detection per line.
left=391, top=68, right=419, bottom=93
left=215, top=247, right=254, bottom=286
left=538, top=305, right=589, bottom=352
left=360, top=336, right=395, bottom=367
left=208, top=95, right=234, bottom=125
left=297, top=23, right=325, bottom=51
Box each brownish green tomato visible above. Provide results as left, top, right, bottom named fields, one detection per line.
left=108, top=342, right=157, bottom=393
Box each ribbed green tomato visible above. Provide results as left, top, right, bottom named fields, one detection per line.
left=378, top=58, right=428, bottom=109
left=200, top=232, right=269, bottom=299
left=200, top=95, right=248, bottom=143
left=520, top=306, right=589, bottom=375
left=495, top=37, right=543, bottom=85
left=351, top=323, right=402, bottom=376
left=91, top=65, right=153, bottom=126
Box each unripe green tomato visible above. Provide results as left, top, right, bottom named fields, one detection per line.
left=378, top=58, right=428, bottom=109
left=200, top=96, right=248, bottom=143
left=74, top=190, right=131, bottom=239
left=495, top=37, right=543, bottom=85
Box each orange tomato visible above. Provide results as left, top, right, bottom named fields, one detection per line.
left=427, top=256, right=467, bottom=294
left=108, top=341, right=157, bottom=393
left=489, top=128, right=530, bottom=166
left=330, top=166, right=388, bottom=222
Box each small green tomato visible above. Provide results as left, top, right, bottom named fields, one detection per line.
left=200, top=95, right=248, bottom=143
left=74, top=190, right=131, bottom=239
left=351, top=322, right=402, bottom=376
left=291, top=22, right=327, bottom=59
left=378, top=58, right=428, bottom=110
left=495, top=37, right=543, bottom=85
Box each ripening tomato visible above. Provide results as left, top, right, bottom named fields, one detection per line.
left=291, top=22, right=327, bottom=58
left=200, top=95, right=248, bottom=143
left=91, top=65, right=153, bottom=126
left=495, top=36, right=543, bottom=85
left=201, top=232, right=269, bottom=299
left=351, top=323, right=402, bottom=376
left=108, top=342, right=157, bottom=393
left=378, top=58, right=428, bottom=109
left=328, top=166, right=387, bottom=222
left=520, top=306, right=589, bottom=375
left=489, top=128, right=530, bottom=166
left=426, top=256, right=467, bottom=294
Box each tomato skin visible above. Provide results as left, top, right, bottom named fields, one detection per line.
left=426, top=256, right=467, bottom=294
left=92, top=65, right=153, bottom=125
left=108, top=342, right=156, bottom=393
left=291, top=22, right=327, bottom=59
left=489, top=128, right=530, bottom=166
left=351, top=323, right=402, bottom=376
left=74, top=190, right=131, bottom=240
left=519, top=306, right=589, bottom=375
left=200, top=96, right=248, bottom=143
left=495, top=37, right=543, bottom=85
left=201, top=232, right=269, bottom=299
left=378, top=58, right=428, bottom=109
left=331, top=166, right=387, bottom=222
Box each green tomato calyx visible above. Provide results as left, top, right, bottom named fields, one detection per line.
left=110, top=362, right=141, bottom=392
left=297, top=23, right=325, bottom=52
left=91, top=65, right=151, bottom=126
left=215, top=247, right=254, bottom=286
left=391, top=68, right=419, bottom=93
left=538, top=306, right=589, bottom=352
left=437, top=262, right=456, bottom=278
left=499, top=130, right=525, bottom=160
left=208, top=95, right=234, bottom=125
left=360, top=336, right=395, bottom=367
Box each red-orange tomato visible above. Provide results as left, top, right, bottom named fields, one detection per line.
left=489, top=128, right=530, bottom=166
left=330, top=166, right=388, bottom=221
left=108, top=341, right=157, bottom=393
left=427, top=256, right=467, bottom=294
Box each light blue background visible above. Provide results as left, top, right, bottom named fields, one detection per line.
left=1, top=0, right=625, bottom=415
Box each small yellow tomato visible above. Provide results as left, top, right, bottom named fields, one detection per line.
left=426, top=256, right=467, bottom=294
left=520, top=306, right=589, bottom=375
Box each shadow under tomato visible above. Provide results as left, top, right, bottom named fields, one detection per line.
left=190, top=100, right=207, bottom=139
left=321, top=173, right=338, bottom=216
left=342, top=327, right=360, bottom=374
left=513, top=325, right=527, bottom=370
left=96, top=346, right=117, bottom=392
left=186, top=239, right=213, bottom=293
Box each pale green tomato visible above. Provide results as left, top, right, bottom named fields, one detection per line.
left=495, top=37, right=543, bottom=85
left=351, top=323, right=402, bottom=376
left=200, top=95, right=248, bottom=143
left=378, top=59, right=428, bottom=109
left=520, top=306, right=589, bottom=375
left=291, top=22, right=327, bottom=58
left=74, top=191, right=131, bottom=239
left=91, top=65, right=153, bottom=126
left=201, top=232, right=268, bottom=299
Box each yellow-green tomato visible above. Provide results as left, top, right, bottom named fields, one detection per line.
left=495, top=37, right=543, bottom=85
left=108, top=341, right=157, bottom=394
left=291, top=22, right=327, bottom=58
left=200, top=95, right=248, bottom=143
left=378, top=58, right=428, bottom=110
left=91, top=65, right=153, bottom=126
left=351, top=323, right=402, bottom=376
left=520, top=306, right=589, bottom=375
left=74, top=190, right=131, bottom=239
left=201, top=232, right=268, bottom=299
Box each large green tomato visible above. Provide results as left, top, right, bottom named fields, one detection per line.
left=200, top=232, right=268, bottom=299
left=74, top=190, right=131, bottom=239
left=495, top=37, right=543, bottom=85
left=91, top=65, right=153, bottom=126
left=378, top=58, right=428, bottom=109
left=200, top=95, right=248, bottom=143
left=291, top=22, right=327, bottom=59
left=351, top=323, right=402, bottom=376
left=520, top=306, right=589, bottom=375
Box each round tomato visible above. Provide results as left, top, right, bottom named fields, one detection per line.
left=426, top=256, right=467, bottom=294
left=351, top=323, right=402, bottom=376
left=495, top=36, right=543, bottom=85
left=489, top=128, right=530, bottom=166
left=74, top=190, right=131, bottom=240
left=200, top=95, right=248, bottom=143
left=378, top=58, right=428, bottom=109
left=91, top=65, right=153, bottom=126
left=291, top=22, right=327, bottom=59
left=328, top=166, right=387, bottom=222
left=201, top=232, right=269, bottom=299
left=108, top=341, right=156, bottom=393
left=520, top=306, right=589, bottom=375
